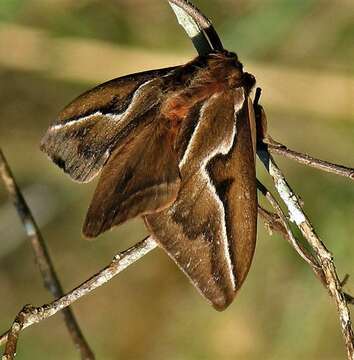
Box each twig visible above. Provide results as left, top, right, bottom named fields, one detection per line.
left=267, top=141, right=354, bottom=181
left=258, top=148, right=354, bottom=359
left=257, top=181, right=319, bottom=269
left=257, top=205, right=288, bottom=237
left=2, top=306, right=31, bottom=360
left=0, top=149, right=94, bottom=360
left=257, top=186, right=328, bottom=289
left=0, top=237, right=157, bottom=348
left=253, top=88, right=354, bottom=183
left=257, top=184, right=354, bottom=303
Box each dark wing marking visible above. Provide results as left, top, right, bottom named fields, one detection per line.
left=40, top=67, right=176, bottom=183
left=144, top=89, right=257, bottom=311
left=83, top=105, right=181, bottom=238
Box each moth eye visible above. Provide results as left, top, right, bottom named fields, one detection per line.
left=242, top=72, right=256, bottom=90
left=52, top=155, right=66, bottom=170
left=234, top=60, right=243, bottom=70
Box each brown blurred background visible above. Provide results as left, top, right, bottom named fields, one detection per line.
left=0, top=0, right=353, bottom=359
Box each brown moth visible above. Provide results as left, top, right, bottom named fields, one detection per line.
left=40, top=0, right=258, bottom=311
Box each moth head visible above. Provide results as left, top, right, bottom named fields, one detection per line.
left=205, top=50, right=245, bottom=88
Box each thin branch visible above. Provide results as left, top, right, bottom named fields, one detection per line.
left=0, top=149, right=94, bottom=360
left=0, top=237, right=158, bottom=349
left=257, top=181, right=319, bottom=269
left=258, top=148, right=354, bottom=360
left=257, top=205, right=288, bottom=237
left=257, top=186, right=354, bottom=301
left=267, top=141, right=354, bottom=181
left=2, top=306, right=31, bottom=360
left=257, top=186, right=328, bottom=290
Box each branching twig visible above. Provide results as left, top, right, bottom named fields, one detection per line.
left=0, top=149, right=94, bottom=360
left=257, top=186, right=329, bottom=290
left=2, top=306, right=32, bottom=360
left=257, top=181, right=319, bottom=269
left=0, top=237, right=157, bottom=349
left=267, top=141, right=354, bottom=181
left=257, top=205, right=288, bottom=237
left=258, top=148, right=354, bottom=359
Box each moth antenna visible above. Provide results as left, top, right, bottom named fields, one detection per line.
left=168, top=0, right=224, bottom=55
left=254, top=87, right=262, bottom=107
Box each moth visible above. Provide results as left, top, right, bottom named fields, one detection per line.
left=40, top=0, right=258, bottom=311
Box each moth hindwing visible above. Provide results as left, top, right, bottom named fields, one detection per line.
left=41, top=51, right=258, bottom=310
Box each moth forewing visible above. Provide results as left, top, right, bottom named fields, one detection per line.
left=212, top=94, right=257, bottom=296
left=40, top=68, right=176, bottom=183
left=145, top=86, right=257, bottom=311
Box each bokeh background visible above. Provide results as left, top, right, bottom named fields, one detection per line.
left=0, top=0, right=353, bottom=359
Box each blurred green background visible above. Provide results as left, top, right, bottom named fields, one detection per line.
left=0, top=0, right=353, bottom=359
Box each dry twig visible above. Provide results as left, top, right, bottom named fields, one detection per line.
left=257, top=185, right=329, bottom=289
left=257, top=148, right=354, bottom=359
left=267, top=141, right=354, bottom=181
left=257, top=205, right=288, bottom=237
left=0, top=237, right=157, bottom=349
left=257, top=181, right=319, bottom=269
left=2, top=306, right=32, bottom=360
left=0, top=149, right=94, bottom=360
